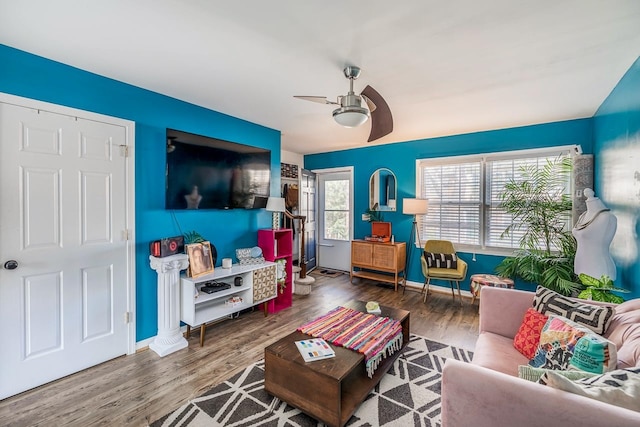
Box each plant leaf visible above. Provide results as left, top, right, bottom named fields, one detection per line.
left=184, top=231, right=205, bottom=244
left=578, top=289, right=593, bottom=300
left=578, top=273, right=601, bottom=287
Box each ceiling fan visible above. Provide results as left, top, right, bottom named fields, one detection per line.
left=294, top=66, right=393, bottom=142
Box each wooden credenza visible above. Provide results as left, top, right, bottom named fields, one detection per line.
left=350, top=240, right=406, bottom=291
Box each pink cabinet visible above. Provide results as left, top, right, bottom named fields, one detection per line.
left=258, top=229, right=293, bottom=313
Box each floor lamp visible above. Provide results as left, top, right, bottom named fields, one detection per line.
left=402, top=198, right=429, bottom=293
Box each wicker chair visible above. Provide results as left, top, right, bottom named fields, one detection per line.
left=420, top=240, right=467, bottom=305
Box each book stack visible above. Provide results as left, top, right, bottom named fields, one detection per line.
left=295, top=338, right=335, bottom=362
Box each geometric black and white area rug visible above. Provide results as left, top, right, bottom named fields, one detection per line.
left=150, top=335, right=473, bottom=427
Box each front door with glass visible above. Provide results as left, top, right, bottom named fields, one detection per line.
left=317, top=169, right=353, bottom=272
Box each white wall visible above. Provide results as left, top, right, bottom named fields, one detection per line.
left=281, top=150, right=303, bottom=169
left=281, top=150, right=304, bottom=261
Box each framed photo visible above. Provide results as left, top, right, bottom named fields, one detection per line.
left=186, top=241, right=214, bottom=278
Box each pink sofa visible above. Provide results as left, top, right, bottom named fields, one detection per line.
left=442, top=286, right=640, bottom=427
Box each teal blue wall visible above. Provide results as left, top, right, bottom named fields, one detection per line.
left=3, top=42, right=637, bottom=333
left=593, top=56, right=640, bottom=299
left=305, top=119, right=594, bottom=292
left=0, top=45, right=281, bottom=341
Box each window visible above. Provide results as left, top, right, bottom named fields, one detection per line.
left=417, top=147, right=573, bottom=253
left=323, top=179, right=350, bottom=240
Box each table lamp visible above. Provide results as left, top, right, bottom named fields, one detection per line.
left=266, top=197, right=286, bottom=230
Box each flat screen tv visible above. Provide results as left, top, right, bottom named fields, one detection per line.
left=165, top=129, right=271, bottom=210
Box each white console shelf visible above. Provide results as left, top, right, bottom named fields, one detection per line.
left=180, top=262, right=277, bottom=346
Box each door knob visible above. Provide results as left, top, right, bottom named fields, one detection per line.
left=3, top=260, right=18, bottom=270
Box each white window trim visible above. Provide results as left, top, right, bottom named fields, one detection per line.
left=415, top=144, right=580, bottom=255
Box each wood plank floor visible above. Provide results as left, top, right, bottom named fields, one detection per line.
left=0, top=272, right=479, bottom=427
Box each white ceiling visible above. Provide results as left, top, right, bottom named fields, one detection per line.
left=1, top=0, right=640, bottom=155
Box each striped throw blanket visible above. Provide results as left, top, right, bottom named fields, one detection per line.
left=297, top=306, right=403, bottom=377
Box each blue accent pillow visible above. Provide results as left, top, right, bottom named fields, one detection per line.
left=250, top=246, right=263, bottom=258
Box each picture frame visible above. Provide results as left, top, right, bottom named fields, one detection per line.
left=186, top=241, right=214, bottom=278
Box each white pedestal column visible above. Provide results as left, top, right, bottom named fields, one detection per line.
left=149, top=254, right=189, bottom=357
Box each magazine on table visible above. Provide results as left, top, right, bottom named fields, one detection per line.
left=295, top=338, right=335, bottom=362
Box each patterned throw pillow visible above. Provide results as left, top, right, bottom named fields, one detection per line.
left=518, top=365, right=596, bottom=382
left=533, top=285, right=615, bottom=335
left=539, top=367, right=640, bottom=412
left=530, top=315, right=588, bottom=370
left=423, top=252, right=458, bottom=269
left=569, top=332, right=618, bottom=374
left=513, top=308, right=549, bottom=359
left=529, top=315, right=617, bottom=372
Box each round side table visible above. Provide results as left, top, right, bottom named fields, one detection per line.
left=470, top=274, right=515, bottom=305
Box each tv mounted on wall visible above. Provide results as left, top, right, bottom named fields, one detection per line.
left=165, top=129, right=271, bottom=210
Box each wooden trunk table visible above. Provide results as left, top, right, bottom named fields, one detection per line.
left=264, top=301, right=410, bottom=427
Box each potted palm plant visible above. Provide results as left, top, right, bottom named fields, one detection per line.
left=494, top=157, right=583, bottom=296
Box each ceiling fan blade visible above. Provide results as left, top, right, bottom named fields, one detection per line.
left=361, top=94, right=377, bottom=113
left=361, top=85, right=393, bottom=142
left=294, top=96, right=339, bottom=105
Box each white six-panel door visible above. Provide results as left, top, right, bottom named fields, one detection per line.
left=0, top=99, right=133, bottom=399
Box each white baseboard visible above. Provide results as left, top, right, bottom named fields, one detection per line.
left=135, top=336, right=153, bottom=352
left=404, top=279, right=473, bottom=299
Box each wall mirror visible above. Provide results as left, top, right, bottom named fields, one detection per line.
left=369, top=168, right=397, bottom=211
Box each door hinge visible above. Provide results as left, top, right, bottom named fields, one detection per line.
left=119, top=145, right=129, bottom=157
left=122, top=229, right=130, bottom=240
left=124, top=312, right=131, bottom=324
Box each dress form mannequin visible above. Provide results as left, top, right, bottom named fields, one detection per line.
left=572, top=188, right=617, bottom=280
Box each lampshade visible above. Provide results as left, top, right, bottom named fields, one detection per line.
left=266, top=197, right=286, bottom=212
left=403, top=198, right=429, bottom=215
left=332, top=107, right=369, bottom=128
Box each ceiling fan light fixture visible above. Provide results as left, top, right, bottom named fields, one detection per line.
left=294, top=65, right=392, bottom=139
left=332, top=106, right=370, bottom=128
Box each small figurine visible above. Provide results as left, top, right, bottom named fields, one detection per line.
left=185, top=185, right=202, bottom=209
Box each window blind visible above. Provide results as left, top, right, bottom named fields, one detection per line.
left=418, top=147, right=572, bottom=251
left=420, top=161, right=481, bottom=245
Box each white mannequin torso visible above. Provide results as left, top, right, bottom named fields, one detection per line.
left=572, top=188, right=617, bottom=280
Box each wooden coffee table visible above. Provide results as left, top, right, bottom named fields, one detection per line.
left=264, top=301, right=410, bottom=427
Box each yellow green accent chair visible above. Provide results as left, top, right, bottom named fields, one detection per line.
left=421, top=240, right=467, bottom=305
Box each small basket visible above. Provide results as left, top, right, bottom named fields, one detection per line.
left=238, top=256, right=265, bottom=265
left=225, top=296, right=243, bottom=307
left=235, top=248, right=252, bottom=260
left=294, top=276, right=314, bottom=296
left=294, top=282, right=312, bottom=295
